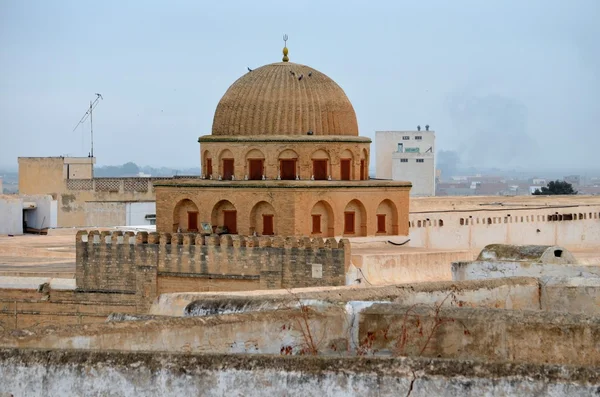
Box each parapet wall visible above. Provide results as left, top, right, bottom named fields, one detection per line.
left=409, top=205, right=600, bottom=250
left=76, top=230, right=349, bottom=298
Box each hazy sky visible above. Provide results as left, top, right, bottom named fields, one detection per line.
left=1, top=0, right=598, bottom=169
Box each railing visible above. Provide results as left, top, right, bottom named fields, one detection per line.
left=66, top=176, right=202, bottom=193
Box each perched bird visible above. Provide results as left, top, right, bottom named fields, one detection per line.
left=298, top=74, right=303, bottom=81
left=247, top=67, right=253, bottom=72
left=308, top=72, right=312, bottom=77
left=290, top=70, right=295, bottom=76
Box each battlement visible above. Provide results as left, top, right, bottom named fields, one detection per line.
left=76, top=230, right=350, bottom=303
left=76, top=230, right=348, bottom=250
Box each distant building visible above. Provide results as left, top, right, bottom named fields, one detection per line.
left=376, top=130, right=436, bottom=196
left=0, top=194, right=56, bottom=235
left=18, top=157, right=158, bottom=228
left=564, top=175, right=581, bottom=187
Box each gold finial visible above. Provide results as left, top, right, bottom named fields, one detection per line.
left=282, top=34, right=289, bottom=62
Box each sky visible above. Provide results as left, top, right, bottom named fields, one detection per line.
left=1, top=0, right=598, bottom=170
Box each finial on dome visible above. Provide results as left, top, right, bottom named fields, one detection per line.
left=282, top=34, right=289, bottom=62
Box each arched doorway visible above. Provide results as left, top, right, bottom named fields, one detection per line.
left=339, top=149, right=354, bottom=181
left=278, top=149, right=299, bottom=180
left=360, top=149, right=369, bottom=180
left=218, top=149, right=234, bottom=180
left=202, top=150, right=213, bottom=179
left=376, top=199, right=398, bottom=235
left=310, top=201, right=334, bottom=237
left=311, top=149, right=330, bottom=180
left=343, top=199, right=367, bottom=236
left=173, top=199, right=200, bottom=233
left=245, top=148, right=265, bottom=180
left=249, top=201, right=276, bottom=235
left=211, top=200, right=237, bottom=234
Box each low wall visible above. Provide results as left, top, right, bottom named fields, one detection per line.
left=76, top=230, right=350, bottom=296
left=149, top=277, right=541, bottom=316
left=351, top=249, right=473, bottom=284
left=541, top=277, right=600, bottom=315
left=0, top=278, right=541, bottom=355
left=452, top=260, right=600, bottom=281
left=409, top=205, right=600, bottom=250
left=359, top=305, right=600, bottom=366
left=1, top=350, right=597, bottom=397
left=0, top=287, right=137, bottom=332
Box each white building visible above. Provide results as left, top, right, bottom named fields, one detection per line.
left=375, top=129, right=436, bottom=196
left=0, top=194, right=57, bottom=235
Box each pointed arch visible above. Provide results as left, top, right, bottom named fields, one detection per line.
left=343, top=199, right=367, bottom=236
left=310, top=200, right=334, bottom=237
left=250, top=201, right=276, bottom=235
left=173, top=199, right=199, bottom=233
left=376, top=199, right=398, bottom=235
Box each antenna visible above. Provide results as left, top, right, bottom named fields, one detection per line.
left=72, top=93, right=103, bottom=158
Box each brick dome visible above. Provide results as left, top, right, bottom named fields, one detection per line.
left=211, top=62, right=359, bottom=136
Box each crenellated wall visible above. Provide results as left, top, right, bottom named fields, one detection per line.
left=76, top=230, right=350, bottom=303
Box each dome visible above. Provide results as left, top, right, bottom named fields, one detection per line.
left=211, top=62, right=358, bottom=136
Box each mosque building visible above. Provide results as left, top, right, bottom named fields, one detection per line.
left=154, top=41, right=411, bottom=237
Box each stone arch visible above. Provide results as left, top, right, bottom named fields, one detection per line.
left=173, top=199, right=199, bottom=233
left=310, top=149, right=331, bottom=180
left=339, top=149, right=354, bottom=180
left=202, top=150, right=213, bottom=178
left=245, top=148, right=266, bottom=180
left=278, top=149, right=299, bottom=180
left=211, top=200, right=237, bottom=234
left=218, top=149, right=235, bottom=180
left=249, top=201, right=276, bottom=235
left=343, top=199, right=367, bottom=236
left=376, top=199, right=398, bottom=235
left=360, top=148, right=369, bottom=180
left=310, top=200, right=334, bottom=237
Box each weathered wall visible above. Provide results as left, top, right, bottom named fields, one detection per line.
left=351, top=249, right=473, bottom=284
left=359, top=305, right=600, bottom=366
left=409, top=203, right=600, bottom=250
left=1, top=350, right=597, bottom=397
left=541, top=277, right=600, bottom=315
left=452, top=260, right=600, bottom=281
left=0, top=287, right=137, bottom=332
left=76, top=230, right=350, bottom=297
left=18, top=157, right=159, bottom=227
left=149, top=277, right=541, bottom=316
left=0, top=197, right=22, bottom=235
left=84, top=201, right=127, bottom=227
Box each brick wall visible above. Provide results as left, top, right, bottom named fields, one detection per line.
left=76, top=230, right=350, bottom=297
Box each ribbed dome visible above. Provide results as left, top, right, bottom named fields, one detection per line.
left=211, top=62, right=358, bottom=136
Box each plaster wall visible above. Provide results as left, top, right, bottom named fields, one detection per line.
left=351, top=250, right=473, bottom=284
left=21, top=195, right=55, bottom=230
left=0, top=198, right=22, bottom=235
left=1, top=350, right=596, bottom=397
left=375, top=130, right=435, bottom=181
left=18, top=157, right=157, bottom=227
left=360, top=305, right=600, bottom=366
left=452, top=260, right=600, bottom=281
left=391, top=153, right=435, bottom=196
left=409, top=206, right=600, bottom=250
left=84, top=202, right=127, bottom=227
left=126, top=202, right=155, bottom=226
left=541, top=277, right=600, bottom=315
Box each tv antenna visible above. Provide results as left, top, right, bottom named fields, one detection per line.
left=72, top=93, right=103, bottom=158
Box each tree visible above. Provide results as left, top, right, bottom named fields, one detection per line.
left=532, top=180, right=577, bottom=195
